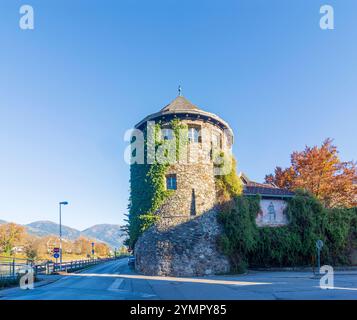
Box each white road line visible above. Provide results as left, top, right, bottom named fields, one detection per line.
left=108, top=279, right=124, bottom=291
left=314, top=286, right=357, bottom=291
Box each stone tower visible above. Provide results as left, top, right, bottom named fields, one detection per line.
left=133, top=94, right=233, bottom=276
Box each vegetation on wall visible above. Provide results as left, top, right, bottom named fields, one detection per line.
left=218, top=190, right=357, bottom=272
left=215, top=155, right=243, bottom=203
left=127, top=119, right=188, bottom=248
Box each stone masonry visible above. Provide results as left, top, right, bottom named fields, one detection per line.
left=133, top=95, right=233, bottom=276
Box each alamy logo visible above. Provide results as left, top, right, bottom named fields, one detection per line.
left=124, top=121, right=233, bottom=176
left=19, top=5, right=34, bottom=30
left=320, top=265, right=334, bottom=289
left=19, top=266, right=35, bottom=290
left=320, top=5, right=334, bottom=30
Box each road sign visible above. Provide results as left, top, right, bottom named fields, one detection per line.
left=53, top=253, right=60, bottom=259
left=53, top=247, right=60, bottom=253
left=316, top=240, right=324, bottom=250
left=316, top=240, right=324, bottom=275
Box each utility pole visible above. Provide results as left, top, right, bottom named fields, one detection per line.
left=59, top=201, right=69, bottom=267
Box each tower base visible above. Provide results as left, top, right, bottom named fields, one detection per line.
left=134, top=210, right=230, bottom=276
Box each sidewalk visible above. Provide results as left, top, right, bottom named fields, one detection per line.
left=0, top=274, right=63, bottom=296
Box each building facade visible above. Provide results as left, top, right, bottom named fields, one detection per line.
left=131, top=94, right=294, bottom=276
left=133, top=95, right=233, bottom=276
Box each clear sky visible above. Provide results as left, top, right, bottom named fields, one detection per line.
left=0, top=0, right=356, bottom=230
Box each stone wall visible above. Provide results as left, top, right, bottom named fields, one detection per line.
left=135, top=210, right=230, bottom=276
left=156, top=119, right=230, bottom=219
left=134, top=118, right=232, bottom=276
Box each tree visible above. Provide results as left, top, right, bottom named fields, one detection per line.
left=0, top=223, right=26, bottom=255
left=73, top=237, right=91, bottom=255
left=94, top=242, right=110, bottom=257
left=24, top=236, right=41, bottom=260
left=265, top=139, right=357, bottom=208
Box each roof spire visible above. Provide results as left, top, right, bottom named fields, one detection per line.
left=178, top=85, right=182, bottom=96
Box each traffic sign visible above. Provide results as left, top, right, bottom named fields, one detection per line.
left=53, top=253, right=60, bottom=259
left=53, top=247, right=60, bottom=253
left=316, top=240, right=324, bottom=250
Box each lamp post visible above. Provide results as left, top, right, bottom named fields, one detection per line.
left=59, top=201, right=69, bottom=266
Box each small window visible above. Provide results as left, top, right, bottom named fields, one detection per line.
left=212, top=132, right=222, bottom=148
left=162, top=128, right=174, bottom=140
left=190, top=189, right=196, bottom=216
left=188, top=126, right=201, bottom=143
left=166, top=174, right=177, bottom=190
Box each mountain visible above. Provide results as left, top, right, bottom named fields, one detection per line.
left=26, top=221, right=81, bottom=240
left=81, top=224, right=126, bottom=249
left=24, top=221, right=125, bottom=249
left=0, top=219, right=7, bottom=225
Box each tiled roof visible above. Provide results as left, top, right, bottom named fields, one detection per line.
left=135, top=95, right=234, bottom=137
left=243, top=185, right=295, bottom=197
left=245, top=181, right=276, bottom=188
left=160, top=96, right=199, bottom=112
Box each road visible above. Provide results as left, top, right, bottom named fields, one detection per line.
left=1, top=258, right=357, bottom=300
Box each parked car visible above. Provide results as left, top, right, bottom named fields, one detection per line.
left=128, top=256, right=135, bottom=267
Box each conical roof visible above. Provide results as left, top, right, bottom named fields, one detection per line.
left=135, top=95, right=234, bottom=138
left=160, top=96, right=199, bottom=113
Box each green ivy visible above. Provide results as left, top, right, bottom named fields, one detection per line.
left=215, top=155, right=243, bottom=201
left=218, top=190, right=357, bottom=272
left=217, top=195, right=259, bottom=272
left=127, top=118, right=188, bottom=248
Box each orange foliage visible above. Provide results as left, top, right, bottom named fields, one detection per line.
left=265, top=139, right=357, bottom=208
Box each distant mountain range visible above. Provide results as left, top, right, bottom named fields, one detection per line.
left=0, top=219, right=126, bottom=249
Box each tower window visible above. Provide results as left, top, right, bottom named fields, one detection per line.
left=188, top=126, right=201, bottom=143
left=162, top=128, right=174, bottom=140
left=190, top=189, right=196, bottom=216
left=166, top=174, right=177, bottom=190
left=212, top=132, right=222, bottom=149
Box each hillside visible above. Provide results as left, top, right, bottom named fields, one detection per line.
left=24, top=221, right=125, bottom=249
left=81, top=224, right=126, bottom=249
left=26, top=221, right=81, bottom=240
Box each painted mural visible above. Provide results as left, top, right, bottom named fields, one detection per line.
left=255, top=199, right=289, bottom=227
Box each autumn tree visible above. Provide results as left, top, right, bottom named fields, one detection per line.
left=0, top=223, right=26, bottom=255
left=73, top=237, right=91, bottom=256
left=265, top=139, right=357, bottom=208
left=94, top=242, right=110, bottom=257
left=24, top=235, right=41, bottom=260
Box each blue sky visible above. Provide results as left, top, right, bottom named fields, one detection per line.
left=0, top=0, right=356, bottom=230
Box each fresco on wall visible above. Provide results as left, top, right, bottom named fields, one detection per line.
left=255, top=199, right=289, bottom=227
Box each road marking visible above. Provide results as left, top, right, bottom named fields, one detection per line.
left=108, top=279, right=123, bottom=291
left=314, top=286, right=357, bottom=291
left=66, top=273, right=270, bottom=286
left=106, top=278, right=156, bottom=298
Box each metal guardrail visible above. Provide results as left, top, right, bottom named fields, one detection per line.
left=36, top=257, right=117, bottom=274
left=0, top=256, right=31, bottom=279
left=0, top=256, right=120, bottom=279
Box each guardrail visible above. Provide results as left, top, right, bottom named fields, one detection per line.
left=0, top=256, right=30, bottom=280
left=0, top=255, right=122, bottom=279
left=36, top=257, right=117, bottom=274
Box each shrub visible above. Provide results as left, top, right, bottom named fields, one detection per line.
left=218, top=191, right=357, bottom=272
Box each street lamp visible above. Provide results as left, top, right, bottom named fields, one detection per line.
left=59, top=201, right=69, bottom=266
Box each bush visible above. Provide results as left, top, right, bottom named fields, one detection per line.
left=218, top=191, right=357, bottom=272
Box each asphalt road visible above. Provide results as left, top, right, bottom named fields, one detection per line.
left=1, top=258, right=357, bottom=300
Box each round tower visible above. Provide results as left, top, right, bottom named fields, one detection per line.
left=132, top=94, right=233, bottom=276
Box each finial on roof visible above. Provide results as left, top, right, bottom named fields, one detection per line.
left=178, top=85, right=182, bottom=96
